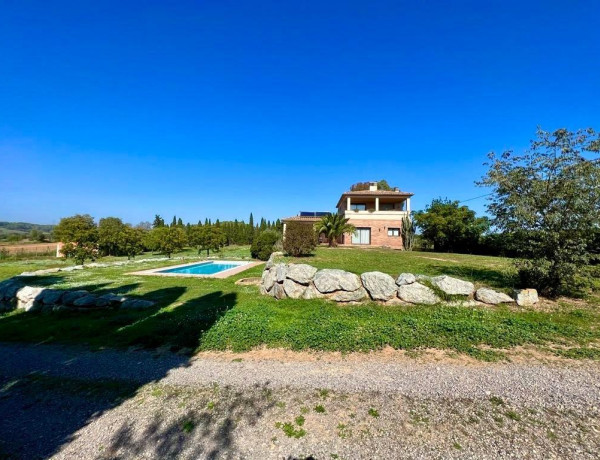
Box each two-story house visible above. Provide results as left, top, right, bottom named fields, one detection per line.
left=283, top=182, right=413, bottom=248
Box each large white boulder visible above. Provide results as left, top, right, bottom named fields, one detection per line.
left=283, top=279, right=307, bottom=299
left=397, top=283, right=440, bottom=305
left=475, top=288, right=515, bottom=305
left=286, top=264, right=317, bottom=285
left=514, top=289, right=539, bottom=306
left=302, top=283, right=325, bottom=300
left=313, top=269, right=361, bottom=294
left=430, top=275, right=474, bottom=296
left=262, top=269, right=277, bottom=291
left=361, top=271, right=397, bottom=301
left=395, top=273, right=416, bottom=286
left=274, top=263, right=288, bottom=283
left=16, top=286, right=46, bottom=311
left=329, top=287, right=368, bottom=302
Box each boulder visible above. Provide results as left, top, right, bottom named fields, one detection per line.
left=283, top=279, right=306, bottom=299
left=265, top=251, right=284, bottom=270
left=475, top=288, right=515, bottom=305
left=313, top=269, right=361, bottom=294
left=61, top=290, right=90, bottom=306
left=262, top=269, right=277, bottom=291
left=61, top=265, right=84, bottom=272
left=397, top=282, right=440, bottom=305
left=514, top=289, right=539, bottom=306
left=73, top=295, right=98, bottom=308
left=121, top=299, right=155, bottom=309
left=414, top=274, right=431, bottom=282
left=275, top=263, right=288, bottom=283
left=272, top=283, right=286, bottom=300
left=329, top=287, right=368, bottom=302
left=286, top=264, right=317, bottom=285
left=396, top=273, right=416, bottom=286
left=0, top=279, right=23, bottom=301
left=361, top=271, right=397, bottom=301
left=302, top=283, right=325, bottom=300
left=16, top=286, right=46, bottom=311
left=97, top=293, right=128, bottom=305
left=41, top=289, right=66, bottom=305
left=94, top=297, right=112, bottom=308
left=430, top=275, right=475, bottom=296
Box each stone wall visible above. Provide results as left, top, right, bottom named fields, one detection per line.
left=260, top=252, right=538, bottom=307
left=0, top=278, right=155, bottom=313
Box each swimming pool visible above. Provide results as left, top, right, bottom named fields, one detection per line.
left=158, top=261, right=250, bottom=275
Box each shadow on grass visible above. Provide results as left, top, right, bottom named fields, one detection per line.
left=0, top=290, right=241, bottom=459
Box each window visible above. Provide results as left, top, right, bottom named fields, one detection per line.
left=380, top=203, right=394, bottom=211
left=352, top=228, right=371, bottom=244
left=350, top=203, right=366, bottom=211
left=387, top=228, right=400, bottom=237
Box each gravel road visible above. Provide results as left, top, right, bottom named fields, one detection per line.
left=0, top=343, right=599, bottom=459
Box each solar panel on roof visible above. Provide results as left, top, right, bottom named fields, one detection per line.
left=299, top=211, right=330, bottom=217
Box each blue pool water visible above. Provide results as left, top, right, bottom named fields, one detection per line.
left=158, top=261, right=248, bottom=275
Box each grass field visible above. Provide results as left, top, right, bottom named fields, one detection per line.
left=0, top=246, right=599, bottom=360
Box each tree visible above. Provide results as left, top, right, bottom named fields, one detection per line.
left=479, top=127, right=600, bottom=296
left=248, top=213, right=255, bottom=244
left=171, top=215, right=177, bottom=227
left=400, top=214, right=415, bottom=251
left=98, top=217, right=126, bottom=256
left=350, top=179, right=394, bottom=191
left=119, top=226, right=145, bottom=259
left=147, top=226, right=187, bottom=257
left=283, top=222, right=317, bottom=256
left=54, top=214, right=98, bottom=264
left=177, top=217, right=184, bottom=227
left=413, top=199, right=489, bottom=253
left=250, top=230, right=280, bottom=260
left=189, top=225, right=226, bottom=256
left=152, top=215, right=165, bottom=228
left=315, top=213, right=356, bottom=247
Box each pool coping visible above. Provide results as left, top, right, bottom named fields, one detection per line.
left=128, top=260, right=264, bottom=279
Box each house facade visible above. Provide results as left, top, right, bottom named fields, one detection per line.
left=283, top=182, right=413, bottom=249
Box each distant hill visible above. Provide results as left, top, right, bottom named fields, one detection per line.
left=0, top=221, right=55, bottom=238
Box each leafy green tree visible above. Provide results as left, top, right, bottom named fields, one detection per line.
left=479, top=127, right=600, bottom=296
left=98, top=217, right=126, bottom=256
left=54, top=214, right=98, bottom=264
left=147, top=226, right=187, bottom=257
left=152, top=215, right=165, bottom=228
left=250, top=229, right=280, bottom=260
left=119, top=226, right=145, bottom=259
left=177, top=217, right=184, bottom=227
left=189, top=225, right=226, bottom=256
left=413, top=199, right=489, bottom=253
left=283, top=222, right=317, bottom=256
left=171, top=215, right=177, bottom=227
left=315, top=213, right=355, bottom=247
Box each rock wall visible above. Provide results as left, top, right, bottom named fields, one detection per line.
left=260, top=253, right=536, bottom=306
left=0, top=278, right=155, bottom=313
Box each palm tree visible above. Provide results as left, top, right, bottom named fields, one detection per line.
left=315, top=213, right=356, bottom=247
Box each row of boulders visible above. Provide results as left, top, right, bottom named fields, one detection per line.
left=0, top=278, right=155, bottom=313
left=260, top=253, right=539, bottom=307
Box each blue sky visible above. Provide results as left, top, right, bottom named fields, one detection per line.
left=1, top=1, right=598, bottom=225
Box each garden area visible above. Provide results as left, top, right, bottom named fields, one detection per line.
left=1, top=245, right=599, bottom=361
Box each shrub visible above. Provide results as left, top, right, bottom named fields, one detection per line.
left=250, top=230, right=280, bottom=260
left=283, top=222, right=317, bottom=256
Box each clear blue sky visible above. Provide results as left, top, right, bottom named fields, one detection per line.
left=1, top=1, right=598, bottom=225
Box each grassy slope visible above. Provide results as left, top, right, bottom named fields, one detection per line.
left=0, top=247, right=598, bottom=359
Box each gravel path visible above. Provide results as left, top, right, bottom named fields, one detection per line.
left=1, top=342, right=599, bottom=459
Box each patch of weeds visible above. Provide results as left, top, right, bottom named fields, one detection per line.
left=206, top=401, right=215, bottom=410
left=295, top=415, right=306, bottom=426
left=271, top=436, right=277, bottom=443
left=489, top=396, right=505, bottom=407
left=330, top=455, right=339, bottom=459
left=505, top=410, right=522, bottom=421
left=368, top=408, right=380, bottom=418
left=553, top=347, right=600, bottom=360
left=319, top=389, right=330, bottom=399
left=467, top=347, right=506, bottom=362
left=466, top=415, right=479, bottom=424
left=300, top=406, right=309, bottom=414
left=279, top=422, right=306, bottom=439
left=547, top=429, right=557, bottom=440
left=314, top=405, right=326, bottom=413
left=453, top=442, right=462, bottom=450
left=276, top=401, right=286, bottom=409
left=349, top=412, right=356, bottom=419
left=409, top=410, right=429, bottom=425
left=493, top=415, right=505, bottom=427
left=337, top=423, right=351, bottom=439
left=231, top=358, right=243, bottom=362
left=181, top=420, right=195, bottom=433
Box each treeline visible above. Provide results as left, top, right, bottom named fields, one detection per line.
left=53, top=213, right=282, bottom=263
left=0, top=222, right=55, bottom=242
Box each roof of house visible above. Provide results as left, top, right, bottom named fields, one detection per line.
left=336, top=189, right=413, bottom=208
left=282, top=215, right=324, bottom=222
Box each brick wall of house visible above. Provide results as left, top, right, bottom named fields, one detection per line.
left=341, top=218, right=404, bottom=249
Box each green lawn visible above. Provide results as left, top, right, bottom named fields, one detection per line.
left=0, top=246, right=599, bottom=360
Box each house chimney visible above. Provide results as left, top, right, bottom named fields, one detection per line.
left=393, top=187, right=399, bottom=192
left=369, top=181, right=377, bottom=191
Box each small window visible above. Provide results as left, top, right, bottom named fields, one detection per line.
left=380, top=203, right=394, bottom=211
left=351, top=203, right=366, bottom=211
left=387, top=228, right=400, bottom=237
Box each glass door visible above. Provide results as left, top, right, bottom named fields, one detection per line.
left=352, top=228, right=371, bottom=244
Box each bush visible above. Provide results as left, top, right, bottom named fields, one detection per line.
left=250, top=230, right=280, bottom=260
left=283, top=222, right=317, bottom=256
